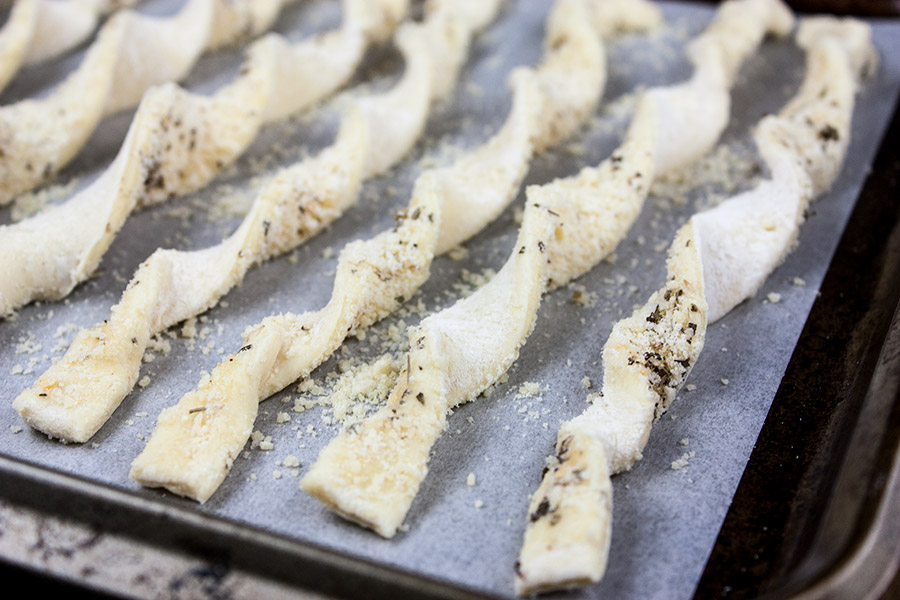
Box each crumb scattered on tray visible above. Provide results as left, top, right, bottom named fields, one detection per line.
left=671, top=451, right=696, bottom=471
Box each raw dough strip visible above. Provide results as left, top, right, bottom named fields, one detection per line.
left=0, top=0, right=410, bottom=316
left=515, top=17, right=876, bottom=595
left=0, top=0, right=301, bottom=206
left=302, top=0, right=794, bottom=540
left=128, top=0, right=663, bottom=504
left=14, top=0, right=496, bottom=444
left=0, top=1, right=138, bottom=94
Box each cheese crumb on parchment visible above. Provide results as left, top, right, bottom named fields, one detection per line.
left=570, top=284, right=599, bottom=308
left=15, top=332, right=41, bottom=355
left=250, top=430, right=274, bottom=451
left=181, top=317, right=198, bottom=339
left=517, top=382, right=542, bottom=397
left=11, top=178, right=80, bottom=222
left=671, top=451, right=696, bottom=470
left=448, top=246, right=469, bottom=262
left=651, top=142, right=761, bottom=209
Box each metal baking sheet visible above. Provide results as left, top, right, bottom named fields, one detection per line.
left=2, top=1, right=900, bottom=598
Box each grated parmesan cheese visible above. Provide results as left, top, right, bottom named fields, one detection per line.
left=671, top=451, right=696, bottom=470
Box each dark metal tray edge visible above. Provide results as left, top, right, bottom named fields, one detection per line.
left=0, top=450, right=502, bottom=599
left=696, top=89, right=900, bottom=599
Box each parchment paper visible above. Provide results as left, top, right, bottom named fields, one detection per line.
left=2, top=1, right=899, bottom=598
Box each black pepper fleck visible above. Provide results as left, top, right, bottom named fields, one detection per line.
left=529, top=498, right=551, bottom=522
left=818, top=124, right=839, bottom=142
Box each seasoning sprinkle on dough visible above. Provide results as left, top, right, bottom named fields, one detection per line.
left=127, top=0, right=663, bottom=504
left=0, top=0, right=302, bottom=206
left=0, top=0, right=409, bottom=316
left=12, top=0, right=447, bottom=445
left=125, top=0, right=512, bottom=502
left=516, top=15, right=876, bottom=595
left=303, top=0, right=794, bottom=542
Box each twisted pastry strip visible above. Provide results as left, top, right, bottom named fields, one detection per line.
left=0, top=0, right=137, bottom=94
left=128, top=0, right=663, bottom=504
left=0, top=0, right=409, bottom=316
left=302, top=0, right=794, bottom=541
left=0, top=0, right=300, bottom=205
left=13, top=0, right=479, bottom=444
left=515, top=17, right=876, bottom=596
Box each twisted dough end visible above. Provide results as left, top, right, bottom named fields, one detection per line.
left=515, top=432, right=612, bottom=596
